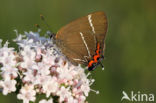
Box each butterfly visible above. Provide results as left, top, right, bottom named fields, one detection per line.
left=54, top=11, right=108, bottom=71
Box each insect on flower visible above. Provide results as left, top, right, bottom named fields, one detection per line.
left=41, top=11, right=108, bottom=71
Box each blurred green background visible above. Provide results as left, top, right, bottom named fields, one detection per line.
left=0, top=0, right=156, bottom=103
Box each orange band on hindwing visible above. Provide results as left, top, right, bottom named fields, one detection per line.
left=88, top=60, right=94, bottom=67
left=88, top=43, right=101, bottom=67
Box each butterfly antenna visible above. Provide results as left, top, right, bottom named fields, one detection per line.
left=40, top=14, right=55, bottom=38
left=40, top=14, right=51, bottom=29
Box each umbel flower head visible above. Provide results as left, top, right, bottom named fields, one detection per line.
left=0, top=30, right=98, bottom=103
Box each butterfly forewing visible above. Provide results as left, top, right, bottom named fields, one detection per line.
left=55, top=11, right=108, bottom=65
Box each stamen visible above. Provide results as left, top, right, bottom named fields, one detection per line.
left=87, top=72, right=91, bottom=77
left=89, top=79, right=95, bottom=86
left=90, top=89, right=99, bottom=94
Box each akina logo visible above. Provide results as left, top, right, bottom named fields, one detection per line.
left=121, top=91, right=155, bottom=102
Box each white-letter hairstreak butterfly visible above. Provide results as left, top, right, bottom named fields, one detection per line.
left=51, top=11, right=108, bottom=71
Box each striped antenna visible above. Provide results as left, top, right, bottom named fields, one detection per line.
left=40, top=14, right=55, bottom=38
left=40, top=14, right=51, bottom=30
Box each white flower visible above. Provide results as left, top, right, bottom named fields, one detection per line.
left=57, top=86, right=72, bottom=102
left=42, top=53, right=55, bottom=66
left=68, top=96, right=78, bottom=103
left=23, top=70, right=36, bottom=83
left=79, top=95, right=86, bottom=103
left=57, top=63, right=73, bottom=81
left=36, top=62, right=50, bottom=76
left=33, top=75, right=50, bottom=85
left=0, top=30, right=94, bottom=103
left=80, top=84, right=90, bottom=97
left=20, top=46, right=36, bottom=69
left=0, top=43, right=16, bottom=67
left=0, top=79, right=16, bottom=95
left=42, top=77, right=59, bottom=97
left=17, top=84, right=36, bottom=103
left=21, top=46, right=36, bottom=60
left=39, top=98, right=53, bottom=103
left=1, top=65, right=18, bottom=79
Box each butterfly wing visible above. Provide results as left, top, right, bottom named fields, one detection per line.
left=56, top=31, right=96, bottom=65
left=55, top=11, right=108, bottom=65
left=87, top=11, right=108, bottom=55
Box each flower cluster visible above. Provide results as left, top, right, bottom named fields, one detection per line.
left=0, top=30, right=97, bottom=103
